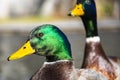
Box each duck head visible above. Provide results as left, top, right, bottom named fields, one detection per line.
left=8, top=24, right=72, bottom=62
left=68, top=0, right=96, bottom=17
left=69, top=0, right=98, bottom=37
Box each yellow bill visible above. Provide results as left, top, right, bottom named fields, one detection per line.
left=8, top=41, right=35, bottom=61
left=69, top=4, right=84, bottom=16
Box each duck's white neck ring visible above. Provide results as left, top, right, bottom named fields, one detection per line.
left=44, top=60, right=71, bottom=65
left=86, top=36, right=100, bottom=43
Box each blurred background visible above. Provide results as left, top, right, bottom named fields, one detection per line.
left=0, top=0, right=120, bottom=80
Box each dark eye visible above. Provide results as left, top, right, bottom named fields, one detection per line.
left=37, top=33, right=44, bottom=37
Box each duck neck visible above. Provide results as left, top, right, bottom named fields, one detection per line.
left=81, top=15, right=110, bottom=65
left=45, top=48, right=72, bottom=62
left=81, top=16, right=98, bottom=37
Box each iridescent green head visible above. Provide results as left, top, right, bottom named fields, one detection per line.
left=8, top=24, right=72, bottom=62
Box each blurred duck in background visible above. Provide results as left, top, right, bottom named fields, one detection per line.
left=68, top=0, right=120, bottom=80
left=7, top=24, right=108, bottom=80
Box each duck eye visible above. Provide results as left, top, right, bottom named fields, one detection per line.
left=37, top=33, right=44, bottom=37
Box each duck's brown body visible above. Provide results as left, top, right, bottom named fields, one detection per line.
left=82, top=37, right=116, bottom=80
left=30, top=60, right=77, bottom=80
left=82, top=39, right=115, bottom=80
left=30, top=60, right=108, bottom=80
left=109, top=58, right=120, bottom=80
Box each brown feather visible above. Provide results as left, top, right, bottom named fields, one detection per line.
left=82, top=41, right=116, bottom=80
left=30, top=60, right=75, bottom=80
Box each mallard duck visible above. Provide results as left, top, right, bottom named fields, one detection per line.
left=7, top=24, right=108, bottom=80
left=68, top=0, right=120, bottom=80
